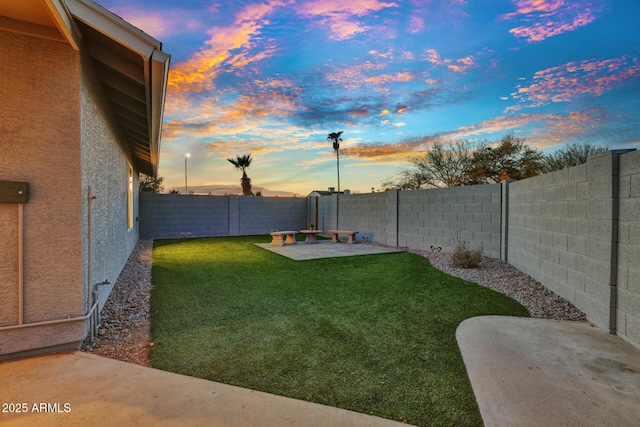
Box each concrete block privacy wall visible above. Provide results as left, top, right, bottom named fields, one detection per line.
left=617, top=150, right=640, bottom=346
left=506, top=150, right=639, bottom=347
left=139, top=193, right=307, bottom=238
left=313, top=185, right=501, bottom=258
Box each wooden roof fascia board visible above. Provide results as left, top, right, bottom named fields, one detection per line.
left=148, top=50, right=171, bottom=176
left=41, top=0, right=80, bottom=49
left=0, top=15, right=66, bottom=43
left=65, top=0, right=170, bottom=177
left=65, top=0, right=159, bottom=59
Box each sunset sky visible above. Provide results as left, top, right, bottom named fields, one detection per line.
left=96, top=0, right=640, bottom=196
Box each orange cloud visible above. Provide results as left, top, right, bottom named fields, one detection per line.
left=327, top=61, right=414, bottom=90
left=447, top=109, right=609, bottom=149
left=402, top=51, right=415, bottom=60
left=168, top=1, right=284, bottom=93
left=341, top=139, right=433, bottom=159
left=509, top=12, right=596, bottom=42
left=508, top=55, right=640, bottom=111
left=317, top=108, right=608, bottom=163
left=501, top=0, right=564, bottom=19
left=296, top=0, right=398, bottom=40
left=424, top=48, right=475, bottom=73
left=162, top=88, right=301, bottom=142
left=365, top=72, right=415, bottom=85
left=408, top=15, right=425, bottom=34
left=369, top=49, right=394, bottom=59
left=501, top=0, right=600, bottom=43
left=447, top=55, right=474, bottom=72
left=424, top=48, right=445, bottom=65
left=298, top=0, right=398, bottom=18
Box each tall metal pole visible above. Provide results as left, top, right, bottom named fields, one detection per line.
left=185, top=153, right=190, bottom=194
left=336, top=148, right=340, bottom=193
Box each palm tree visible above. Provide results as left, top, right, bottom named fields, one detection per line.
left=227, top=153, right=253, bottom=196
left=327, top=131, right=343, bottom=192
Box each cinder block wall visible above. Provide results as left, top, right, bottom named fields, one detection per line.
left=140, top=194, right=307, bottom=238
left=140, top=193, right=230, bottom=237
left=337, top=191, right=399, bottom=246
left=617, top=150, right=640, bottom=346
left=318, top=184, right=501, bottom=258
left=508, top=163, right=594, bottom=316
left=398, top=185, right=501, bottom=256
left=507, top=150, right=636, bottom=337
left=237, top=196, right=307, bottom=234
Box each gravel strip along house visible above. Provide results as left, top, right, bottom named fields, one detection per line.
left=0, top=0, right=170, bottom=360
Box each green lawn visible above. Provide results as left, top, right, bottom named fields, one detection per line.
left=150, top=236, right=529, bottom=426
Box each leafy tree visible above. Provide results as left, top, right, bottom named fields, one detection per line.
left=465, top=133, right=545, bottom=184
left=140, top=175, right=165, bottom=193
left=227, top=154, right=254, bottom=196
left=327, top=131, right=343, bottom=192
left=542, top=142, right=609, bottom=172
left=169, top=189, right=180, bottom=194
left=381, top=133, right=546, bottom=189
left=381, top=140, right=473, bottom=189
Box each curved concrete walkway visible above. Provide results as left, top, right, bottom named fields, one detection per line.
left=0, top=351, right=411, bottom=427
left=457, top=316, right=640, bottom=427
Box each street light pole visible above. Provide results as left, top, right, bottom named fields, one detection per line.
left=185, top=153, right=190, bottom=194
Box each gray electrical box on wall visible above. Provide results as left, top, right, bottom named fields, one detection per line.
left=0, top=181, right=30, bottom=203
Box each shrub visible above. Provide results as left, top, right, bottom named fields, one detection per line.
left=451, top=240, right=483, bottom=268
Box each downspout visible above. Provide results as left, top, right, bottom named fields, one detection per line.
left=87, top=186, right=95, bottom=314
left=18, top=203, right=24, bottom=325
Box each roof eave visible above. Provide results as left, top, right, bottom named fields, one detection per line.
left=65, top=0, right=170, bottom=177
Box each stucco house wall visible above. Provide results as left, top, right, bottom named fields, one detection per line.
left=0, top=0, right=169, bottom=359
left=79, top=50, right=140, bottom=311
left=0, top=31, right=86, bottom=355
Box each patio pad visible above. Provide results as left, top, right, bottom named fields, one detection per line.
left=457, top=316, right=640, bottom=427
left=255, top=240, right=401, bottom=260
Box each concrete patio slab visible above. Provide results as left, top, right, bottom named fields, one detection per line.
left=457, top=316, right=640, bottom=427
left=255, top=240, right=401, bottom=261
left=0, top=351, right=413, bottom=427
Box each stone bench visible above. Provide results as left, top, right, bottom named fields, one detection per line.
left=270, top=231, right=298, bottom=246
left=299, top=230, right=321, bottom=243
left=328, top=230, right=359, bottom=244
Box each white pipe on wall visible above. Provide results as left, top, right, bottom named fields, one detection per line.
left=87, top=186, right=94, bottom=314
left=0, top=300, right=98, bottom=331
